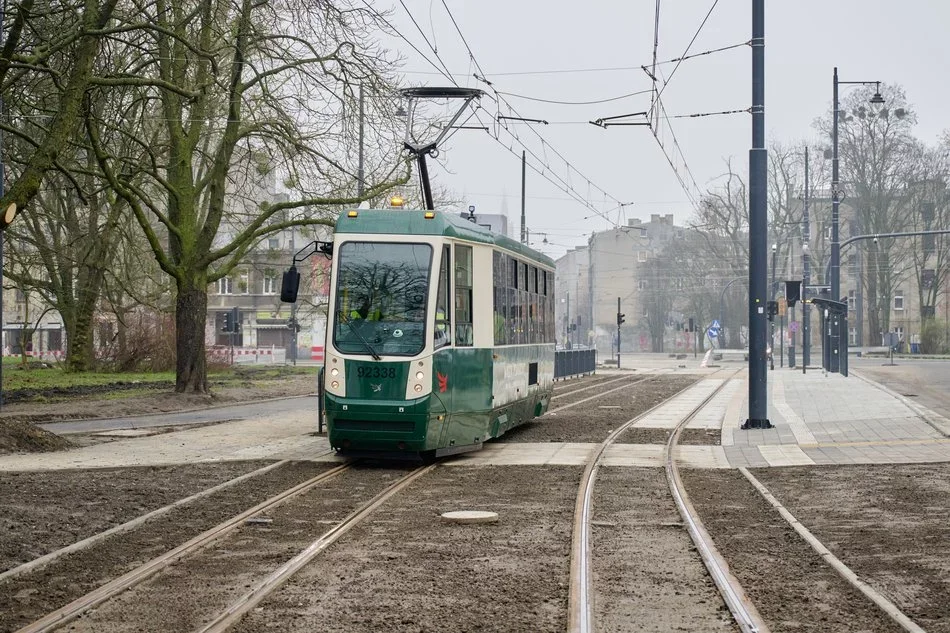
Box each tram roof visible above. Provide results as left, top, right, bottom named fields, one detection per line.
left=335, top=209, right=555, bottom=267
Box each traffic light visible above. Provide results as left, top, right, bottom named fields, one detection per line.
left=222, top=307, right=240, bottom=332
left=617, top=312, right=626, bottom=327
left=767, top=300, right=778, bottom=321
left=688, top=317, right=695, bottom=332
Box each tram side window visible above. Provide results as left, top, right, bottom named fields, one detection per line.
left=455, top=245, right=473, bottom=346
left=493, top=251, right=507, bottom=345
left=435, top=245, right=451, bottom=348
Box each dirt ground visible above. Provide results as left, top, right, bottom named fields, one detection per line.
left=232, top=465, right=580, bottom=633
left=753, top=464, right=950, bottom=633
left=0, top=461, right=270, bottom=573
left=592, top=466, right=737, bottom=632
left=66, top=465, right=415, bottom=633
left=0, top=460, right=333, bottom=632
left=503, top=375, right=699, bottom=444
left=681, top=468, right=905, bottom=633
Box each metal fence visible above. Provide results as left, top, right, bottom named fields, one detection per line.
left=554, top=348, right=596, bottom=380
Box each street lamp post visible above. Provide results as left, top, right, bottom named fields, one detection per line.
left=802, top=148, right=811, bottom=369
left=830, top=68, right=886, bottom=372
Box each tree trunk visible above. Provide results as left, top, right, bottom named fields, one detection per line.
left=175, top=279, right=209, bottom=393
left=64, top=302, right=98, bottom=372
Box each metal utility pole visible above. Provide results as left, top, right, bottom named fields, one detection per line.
left=357, top=84, right=365, bottom=197
left=616, top=297, right=624, bottom=368
left=520, top=151, right=526, bottom=244
left=770, top=243, right=777, bottom=370
left=802, top=147, right=811, bottom=371
left=566, top=290, right=571, bottom=348
left=744, top=0, right=771, bottom=428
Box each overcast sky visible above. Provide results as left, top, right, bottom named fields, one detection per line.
left=381, top=1, right=950, bottom=259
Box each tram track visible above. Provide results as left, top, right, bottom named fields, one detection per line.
left=6, top=458, right=343, bottom=633
left=567, top=368, right=768, bottom=633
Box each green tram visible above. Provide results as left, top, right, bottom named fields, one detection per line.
left=323, top=208, right=556, bottom=457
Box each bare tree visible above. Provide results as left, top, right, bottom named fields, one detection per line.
left=83, top=0, right=410, bottom=392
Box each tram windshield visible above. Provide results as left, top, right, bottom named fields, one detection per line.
left=333, top=242, right=433, bottom=356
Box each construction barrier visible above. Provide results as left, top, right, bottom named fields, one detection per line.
left=207, top=346, right=287, bottom=365
left=311, top=345, right=325, bottom=362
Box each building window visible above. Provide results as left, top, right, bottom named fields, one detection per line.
left=894, top=290, right=904, bottom=311
left=638, top=279, right=648, bottom=290
left=849, top=327, right=857, bottom=345
left=239, top=270, right=250, bottom=294
left=848, top=289, right=856, bottom=311
left=640, top=227, right=647, bottom=237
left=263, top=270, right=278, bottom=295
left=637, top=251, right=647, bottom=263
left=922, top=234, right=935, bottom=256
left=217, top=276, right=233, bottom=295
left=268, top=237, right=280, bottom=250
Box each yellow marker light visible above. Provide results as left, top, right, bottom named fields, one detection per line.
left=414, top=384, right=423, bottom=393
left=390, top=195, right=405, bottom=207
left=423, top=211, right=435, bottom=219
left=331, top=380, right=340, bottom=389
left=347, top=210, right=358, bottom=218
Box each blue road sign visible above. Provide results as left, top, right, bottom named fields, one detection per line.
left=707, top=326, right=720, bottom=339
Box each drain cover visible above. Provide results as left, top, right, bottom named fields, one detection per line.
left=440, top=510, right=498, bottom=524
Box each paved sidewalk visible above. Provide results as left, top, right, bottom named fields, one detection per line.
left=720, top=368, right=950, bottom=467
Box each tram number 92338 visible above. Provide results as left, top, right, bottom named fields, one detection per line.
left=356, top=366, right=398, bottom=379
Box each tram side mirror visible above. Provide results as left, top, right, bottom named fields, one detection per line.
left=280, top=266, right=301, bottom=303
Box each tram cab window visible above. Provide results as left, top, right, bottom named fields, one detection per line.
left=454, top=245, right=473, bottom=346
left=434, top=245, right=451, bottom=349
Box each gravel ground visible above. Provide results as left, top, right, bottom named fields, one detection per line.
left=231, top=465, right=581, bottom=633
left=592, top=466, right=737, bottom=632
left=503, top=375, right=698, bottom=443
left=753, top=463, right=950, bottom=632
left=68, top=465, right=415, bottom=633
left=0, top=461, right=271, bottom=573
left=0, top=460, right=334, bottom=633
left=681, top=468, right=905, bottom=633
left=678, top=428, right=722, bottom=445
left=546, top=374, right=646, bottom=408
left=551, top=374, right=613, bottom=395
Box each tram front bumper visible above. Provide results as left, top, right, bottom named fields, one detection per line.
left=324, top=394, right=441, bottom=452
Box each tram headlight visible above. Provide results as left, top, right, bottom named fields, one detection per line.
left=330, top=368, right=339, bottom=377
left=414, top=384, right=423, bottom=393
left=331, top=380, right=340, bottom=389
left=415, top=371, right=425, bottom=380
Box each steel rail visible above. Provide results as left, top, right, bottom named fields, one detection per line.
left=548, top=375, right=654, bottom=416
left=197, top=463, right=438, bottom=633
left=15, top=462, right=353, bottom=633
left=551, top=375, right=631, bottom=400
left=739, top=468, right=924, bottom=633
left=0, top=458, right=332, bottom=584
left=664, top=373, right=769, bottom=633
left=567, top=368, right=733, bottom=632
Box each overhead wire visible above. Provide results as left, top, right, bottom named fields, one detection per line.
left=420, top=0, right=628, bottom=227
